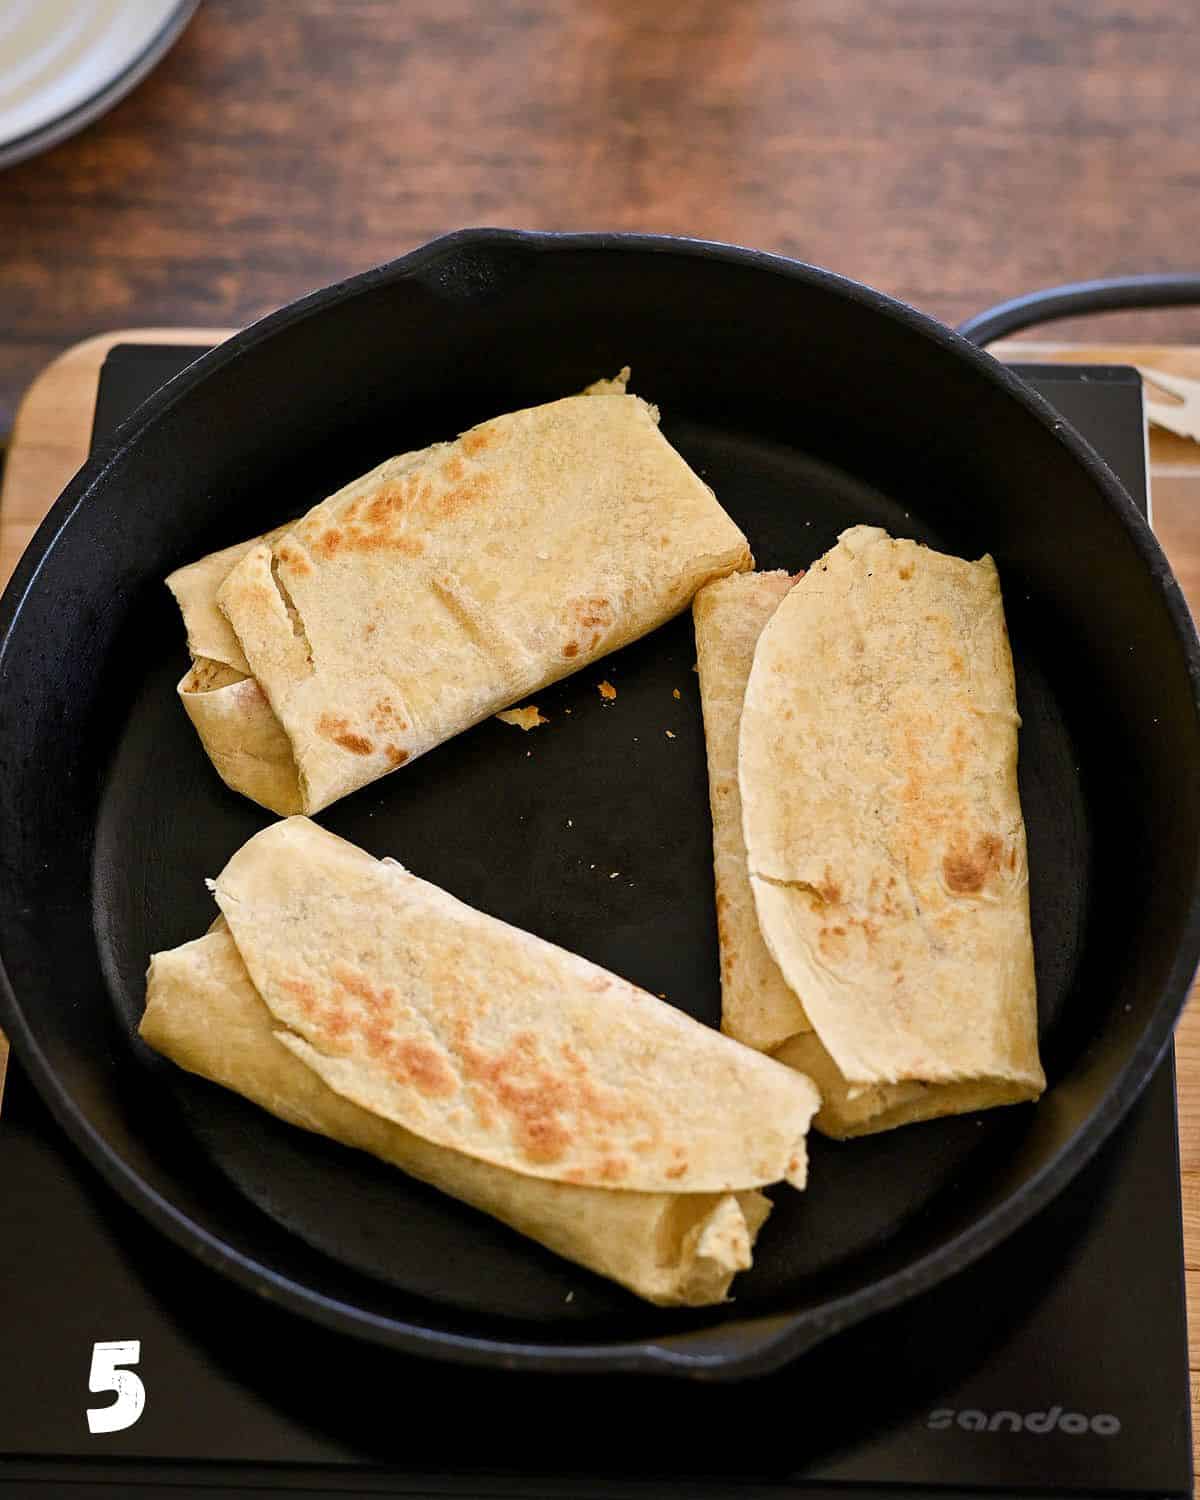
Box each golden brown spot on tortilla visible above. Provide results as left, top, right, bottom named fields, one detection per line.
left=818, top=870, right=841, bottom=904
left=898, top=564, right=913, bottom=580
left=1007, top=846, right=1018, bottom=870
left=313, top=528, right=344, bottom=558
left=462, top=424, right=498, bottom=457
left=364, top=621, right=377, bottom=639
left=665, top=1162, right=688, bottom=1181
left=322, top=1009, right=352, bottom=1045
left=438, top=473, right=491, bottom=519
left=280, top=976, right=317, bottom=1013
left=597, top=1156, right=630, bottom=1183
left=947, top=649, right=965, bottom=676
left=943, top=832, right=1005, bottom=894
left=371, top=698, right=407, bottom=732
left=561, top=595, right=615, bottom=662
left=385, top=744, right=409, bottom=766
left=392, top=1039, right=458, bottom=1098
left=379, top=532, right=425, bottom=556
left=317, top=712, right=374, bottom=756
left=456, top=1027, right=630, bottom=1170
left=337, top=732, right=373, bottom=755
left=288, top=965, right=457, bottom=1097
left=458, top=1030, right=573, bottom=1164
left=469, top=1086, right=497, bottom=1130
left=443, top=455, right=466, bottom=482
left=520, top=1115, right=573, bottom=1164
left=275, top=544, right=312, bottom=577
left=577, top=598, right=612, bottom=630
left=365, top=494, right=391, bottom=526
left=331, top=964, right=388, bottom=1011
left=308, top=479, right=427, bottom=557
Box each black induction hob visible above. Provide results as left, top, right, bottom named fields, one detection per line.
left=0, top=350, right=1189, bottom=1499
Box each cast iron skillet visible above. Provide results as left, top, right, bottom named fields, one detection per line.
left=1, top=230, right=1199, bottom=1379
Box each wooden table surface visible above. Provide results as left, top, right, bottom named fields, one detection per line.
left=4, top=0, right=1200, bottom=441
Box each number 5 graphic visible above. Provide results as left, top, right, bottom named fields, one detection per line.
left=86, top=1340, right=145, bottom=1434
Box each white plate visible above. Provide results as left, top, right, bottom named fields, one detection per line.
left=0, top=0, right=198, bottom=169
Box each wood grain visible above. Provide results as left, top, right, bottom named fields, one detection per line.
left=3, top=0, right=1200, bottom=440
left=0, top=332, right=1198, bottom=1467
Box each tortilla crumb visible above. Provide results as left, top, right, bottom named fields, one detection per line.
left=672, top=688, right=681, bottom=699
left=598, top=680, right=617, bottom=701
left=496, top=705, right=547, bottom=730
left=665, top=730, right=676, bottom=739
left=610, top=871, right=619, bottom=879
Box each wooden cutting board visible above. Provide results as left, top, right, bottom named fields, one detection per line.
left=1, top=331, right=1199, bottom=1468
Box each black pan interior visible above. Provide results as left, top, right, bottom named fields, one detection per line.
left=1, top=233, right=1197, bottom=1366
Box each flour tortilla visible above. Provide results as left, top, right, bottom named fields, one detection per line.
left=140, top=818, right=822, bottom=1304
left=210, top=818, right=818, bottom=1193
left=693, top=570, right=811, bottom=1052
left=142, top=920, right=772, bottom=1306
left=168, top=373, right=751, bottom=815
left=737, top=526, right=1044, bottom=1136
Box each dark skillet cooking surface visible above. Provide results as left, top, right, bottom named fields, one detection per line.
left=94, top=421, right=1083, bottom=1327
left=3, top=232, right=1196, bottom=1371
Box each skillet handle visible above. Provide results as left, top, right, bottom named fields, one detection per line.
left=630, top=1312, right=836, bottom=1381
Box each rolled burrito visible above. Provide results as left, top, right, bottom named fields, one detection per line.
left=141, top=818, right=820, bottom=1305
left=168, top=372, right=751, bottom=816
left=698, top=527, right=1045, bottom=1137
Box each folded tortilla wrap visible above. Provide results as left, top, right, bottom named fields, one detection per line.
left=168, top=373, right=751, bottom=816
left=141, top=818, right=821, bottom=1303
left=722, top=529, right=1044, bottom=1136
left=694, top=570, right=811, bottom=1052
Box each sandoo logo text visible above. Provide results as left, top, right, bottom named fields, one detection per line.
left=927, top=1407, right=1120, bottom=1436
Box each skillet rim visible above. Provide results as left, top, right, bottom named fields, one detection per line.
left=1, top=227, right=1198, bottom=1378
